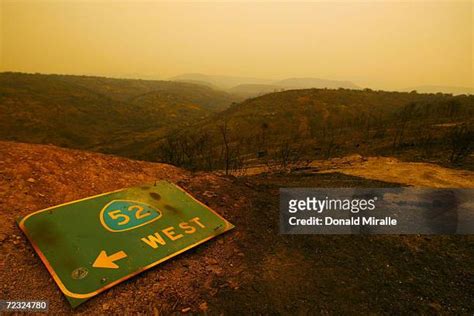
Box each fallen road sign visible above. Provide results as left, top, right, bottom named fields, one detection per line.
left=18, top=181, right=234, bottom=307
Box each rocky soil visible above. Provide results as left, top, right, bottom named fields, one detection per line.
left=1, top=142, right=473, bottom=314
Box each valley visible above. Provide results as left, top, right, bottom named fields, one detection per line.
left=156, top=88, right=474, bottom=172
left=2, top=72, right=472, bottom=173
left=0, top=72, right=237, bottom=158
left=1, top=72, right=472, bottom=173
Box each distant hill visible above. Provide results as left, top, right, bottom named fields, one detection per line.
left=170, top=73, right=271, bottom=90
left=3, top=72, right=472, bottom=167
left=171, top=79, right=220, bottom=90
left=228, top=84, right=283, bottom=98
left=156, top=88, right=474, bottom=170
left=195, top=88, right=473, bottom=135
left=0, top=72, right=237, bottom=158
left=171, top=73, right=359, bottom=97
left=202, top=88, right=472, bottom=134
left=404, top=85, right=474, bottom=95
left=34, top=73, right=235, bottom=110
left=274, top=77, right=359, bottom=89
left=228, top=78, right=360, bottom=98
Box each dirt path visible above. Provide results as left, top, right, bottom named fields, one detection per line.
left=230, top=155, right=474, bottom=188
left=311, top=155, right=474, bottom=188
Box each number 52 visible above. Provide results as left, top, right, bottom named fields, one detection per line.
left=108, top=205, right=150, bottom=225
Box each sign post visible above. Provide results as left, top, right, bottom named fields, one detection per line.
left=18, top=181, right=234, bottom=307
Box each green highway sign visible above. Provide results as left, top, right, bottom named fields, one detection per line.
left=18, top=181, right=234, bottom=307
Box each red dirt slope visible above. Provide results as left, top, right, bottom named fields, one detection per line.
left=0, top=141, right=245, bottom=314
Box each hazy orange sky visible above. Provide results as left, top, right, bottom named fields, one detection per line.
left=1, top=1, right=472, bottom=90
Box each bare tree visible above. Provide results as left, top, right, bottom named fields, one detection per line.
left=157, top=136, right=181, bottom=166
left=392, top=102, right=417, bottom=149
left=218, top=120, right=231, bottom=175
left=448, top=124, right=473, bottom=164
left=264, top=139, right=308, bottom=173
left=324, top=121, right=337, bottom=159
left=418, top=128, right=435, bottom=159
left=259, top=122, right=269, bottom=148
left=446, top=99, right=461, bottom=118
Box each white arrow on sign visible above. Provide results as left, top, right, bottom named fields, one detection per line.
left=93, top=250, right=128, bottom=269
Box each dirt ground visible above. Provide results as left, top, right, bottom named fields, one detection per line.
left=311, top=155, right=474, bottom=188
left=1, top=142, right=473, bottom=314
left=231, top=154, right=474, bottom=188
